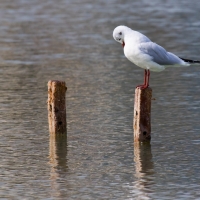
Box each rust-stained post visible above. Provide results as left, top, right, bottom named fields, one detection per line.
left=133, top=87, right=152, bottom=142
left=47, top=80, right=67, bottom=134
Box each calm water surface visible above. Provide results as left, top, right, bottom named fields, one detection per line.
left=0, top=0, right=200, bottom=199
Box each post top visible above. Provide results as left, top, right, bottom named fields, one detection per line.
left=135, top=87, right=152, bottom=91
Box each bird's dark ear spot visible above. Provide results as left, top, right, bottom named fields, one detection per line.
left=119, top=32, right=122, bottom=35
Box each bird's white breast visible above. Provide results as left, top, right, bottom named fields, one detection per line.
left=124, top=42, right=148, bottom=68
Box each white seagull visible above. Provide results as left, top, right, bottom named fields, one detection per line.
left=113, top=25, right=200, bottom=89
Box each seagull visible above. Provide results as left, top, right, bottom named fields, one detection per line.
left=113, top=25, right=200, bottom=89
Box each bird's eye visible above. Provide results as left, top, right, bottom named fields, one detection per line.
left=119, top=32, right=122, bottom=35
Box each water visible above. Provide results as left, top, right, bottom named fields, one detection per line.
left=0, top=0, right=200, bottom=199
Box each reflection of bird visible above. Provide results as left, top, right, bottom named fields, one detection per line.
left=113, top=25, right=200, bottom=89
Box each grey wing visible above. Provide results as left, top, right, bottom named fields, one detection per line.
left=139, top=42, right=184, bottom=65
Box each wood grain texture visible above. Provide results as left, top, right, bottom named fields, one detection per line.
left=48, top=80, right=67, bottom=134
left=134, top=87, right=152, bottom=142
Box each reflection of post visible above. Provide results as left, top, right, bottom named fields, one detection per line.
left=134, top=142, right=154, bottom=177
left=133, top=142, right=154, bottom=198
left=49, top=134, right=68, bottom=170
left=49, top=134, right=68, bottom=197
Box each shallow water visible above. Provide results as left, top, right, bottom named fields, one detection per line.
left=0, top=0, right=200, bottom=199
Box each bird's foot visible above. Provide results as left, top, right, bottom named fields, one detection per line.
left=136, top=84, right=149, bottom=90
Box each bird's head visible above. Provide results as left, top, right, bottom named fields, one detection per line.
left=113, top=25, right=131, bottom=48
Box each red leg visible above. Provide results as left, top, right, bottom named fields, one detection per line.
left=136, top=69, right=150, bottom=89
left=136, top=70, right=147, bottom=88
left=146, top=69, right=150, bottom=87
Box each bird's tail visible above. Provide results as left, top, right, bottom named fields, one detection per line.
left=179, top=57, right=200, bottom=64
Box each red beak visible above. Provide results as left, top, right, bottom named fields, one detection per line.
left=122, top=41, right=125, bottom=48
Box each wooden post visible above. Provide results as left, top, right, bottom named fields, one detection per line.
left=133, top=87, right=152, bottom=142
left=47, top=80, right=67, bottom=134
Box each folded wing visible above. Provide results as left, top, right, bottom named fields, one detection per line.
left=139, top=42, right=186, bottom=66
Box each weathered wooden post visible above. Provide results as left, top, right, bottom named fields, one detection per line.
left=47, top=80, right=67, bottom=134
left=133, top=87, right=152, bottom=142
